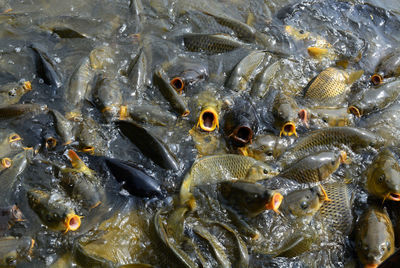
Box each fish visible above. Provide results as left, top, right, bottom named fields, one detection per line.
left=355, top=206, right=394, bottom=268
left=49, top=26, right=87, bottom=38
left=193, top=90, right=221, bottom=132
left=223, top=98, right=258, bottom=146
left=272, top=92, right=305, bottom=137
left=279, top=127, right=384, bottom=164
left=104, top=157, right=163, bottom=198
left=126, top=49, right=148, bottom=98
left=0, top=205, right=24, bottom=234
left=201, top=11, right=256, bottom=42
left=27, top=189, right=82, bottom=233
left=153, top=66, right=190, bottom=116
left=372, top=49, right=400, bottom=85
left=0, top=151, right=27, bottom=202
left=348, top=79, right=400, bottom=117
left=0, top=236, right=34, bottom=266
left=76, top=117, right=107, bottom=155
left=116, top=120, right=179, bottom=171
left=127, top=103, right=177, bottom=127
left=219, top=181, right=283, bottom=216
left=183, top=33, right=246, bottom=54
left=280, top=186, right=328, bottom=221
left=308, top=106, right=354, bottom=127
left=49, top=109, right=75, bottom=145
left=179, top=154, right=278, bottom=209
left=316, top=182, right=355, bottom=235
left=226, top=51, right=269, bottom=91
left=0, top=131, right=24, bottom=159
left=92, top=74, right=123, bottom=121
left=303, top=67, right=363, bottom=105
left=251, top=60, right=281, bottom=99
left=30, top=43, right=62, bottom=88
left=366, top=147, right=400, bottom=201
left=279, top=151, right=347, bottom=183
left=238, top=133, right=288, bottom=161
left=0, top=103, right=48, bottom=118
left=0, top=80, right=31, bottom=105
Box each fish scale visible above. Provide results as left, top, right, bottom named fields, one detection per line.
left=317, top=182, right=354, bottom=235
left=305, top=67, right=348, bottom=101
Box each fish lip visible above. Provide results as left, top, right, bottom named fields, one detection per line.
left=64, top=213, right=82, bottom=233
left=231, top=126, right=253, bottom=146
left=280, top=122, right=297, bottom=137
left=197, top=107, right=219, bottom=132
left=170, top=77, right=185, bottom=94
left=1, top=157, right=12, bottom=168
left=298, top=109, right=309, bottom=127
left=81, top=146, right=95, bottom=155
left=348, top=105, right=361, bottom=117
left=388, top=193, right=400, bottom=201
left=266, top=192, right=283, bottom=214
left=45, top=137, right=57, bottom=149
left=371, top=74, right=383, bottom=86
left=307, top=46, right=328, bottom=59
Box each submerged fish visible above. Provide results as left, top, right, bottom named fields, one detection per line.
left=0, top=81, right=31, bottom=105
left=304, top=67, right=363, bottom=105
left=371, top=49, right=400, bottom=85
left=355, top=206, right=394, bottom=268
left=0, top=103, right=48, bottom=118
left=366, top=147, right=400, bottom=201
left=0, top=236, right=34, bottom=266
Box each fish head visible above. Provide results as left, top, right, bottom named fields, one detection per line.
left=0, top=81, right=31, bottom=106
left=281, top=186, right=326, bottom=218
left=230, top=124, right=253, bottom=146
left=368, top=160, right=400, bottom=201
left=245, top=162, right=278, bottom=181
left=197, top=106, right=219, bottom=132
left=371, top=73, right=383, bottom=85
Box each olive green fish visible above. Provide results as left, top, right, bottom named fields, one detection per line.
left=372, top=48, right=400, bottom=85
left=0, top=81, right=31, bottom=105
left=183, top=33, right=246, bottom=54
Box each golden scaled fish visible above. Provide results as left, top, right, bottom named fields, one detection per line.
left=279, top=150, right=348, bottom=184
left=219, top=181, right=283, bottom=216
left=309, top=106, right=354, bottom=127
left=366, top=147, right=400, bottom=202
left=0, top=81, right=31, bottom=106
left=180, top=154, right=278, bottom=210
left=371, top=48, right=400, bottom=85
left=355, top=206, right=394, bottom=268
left=193, top=90, right=221, bottom=132
left=238, top=133, right=288, bottom=162
left=183, top=33, right=246, bottom=54
left=27, top=189, right=82, bottom=233
left=303, top=67, right=364, bottom=104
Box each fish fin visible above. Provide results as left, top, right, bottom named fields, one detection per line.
left=67, top=150, right=94, bottom=177
left=246, top=12, right=255, bottom=26
left=335, top=60, right=349, bottom=69
left=346, top=70, right=364, bottom=84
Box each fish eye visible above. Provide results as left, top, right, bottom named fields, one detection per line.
left=386, top=241, right=391, bottom=251
left=263, top=169, right=269, bottom=174
left=331, top=160, right=336, bottom=165
left=266, top=152, right=273, bottom=157
left=378, top=175, right=385, bottom=183
left=300, top=201, right=309, bottom=210
left=8, top=89, right=16, bottom=97
left=299, top=29, right=305, bottom=34
left=6, top=256, right=16, bottom=265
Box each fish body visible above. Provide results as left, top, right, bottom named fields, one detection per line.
left=183, top=33, right=245, bottom=54
left=0, top=132, right=24, bottom=159
left=279, top=151, right=344, bottom=183
left=374, top=49, right=400, bottom=83
left=309, top=106, right=354, bottom=127
left=272, top=92, right=302, bottom=137
left=0, top=151, right=27, bottom=202
left=349, top=79, right=400, bottom=117
left=76, top=117, right=107, bottom=155
left=0, top=205, right=24, bottom=234
left=128, top=103, right=177, bottom=126
left=92, top=75, right=123, bottom=121
left=0, top=103, right=48, bottom=118
left=0, top=236, right=34, bottom=266
left=251, top=60, right=281, bottom=99
left=304, top=67, right=363, bottom=105
left=49, top=109, right=75, bottom=145
left=366, top=147, right=400, bottom=201
left=27, top=189, right=81, bottom=232
left=355, top=206, right=394, bottom=267
left=239, top=133, right=287, bottom=161
left=30, top=44, right=62, bottom=88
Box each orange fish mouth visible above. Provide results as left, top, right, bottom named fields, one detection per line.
left=280, top=122, right=297, bottom=137
left=197, top=107, right=219, bottom=132
left=81, top=146, right=95, bottom=155
left=388, top=193, right=400, bottom=201
left=1, top=157, right=12, bottom=169
left=370, top=74, right=383, bottom=85
left=348, top=105, right=361, bottom=117
left=266, top=192, right=283, bottom=214
left=170, top=77, right=185, bottom=94
left=298, top=109, right=309, bottom=127
left=9, top=133, right=22, bottom=143
left=45, top=137, right=57, bottom=149
left=230, top=126, right=253, bottom=146
left=64, top=213, right=82, bottom=233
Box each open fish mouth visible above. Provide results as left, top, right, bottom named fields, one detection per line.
left=170, top=77, right=185, bottom=94
left=1, top=157, right=12, bottom=169
left=64, top=213, right=82, bottom=233
left=45, top=137, right=57, bottom=149
left=348, top=105, right=361, bottom=117
left=388, top=192, right=400, bottom=201
left=81, top=146, right=95, bottom=155
left=197, top=107, right=219, bottom=132
left=280, top=122, right=297, bottom=137
left=266, top=192, right=283, bottom=214
left=231, top=126, right=253, bottom=146
left=370, top=74, right=383, bottom=85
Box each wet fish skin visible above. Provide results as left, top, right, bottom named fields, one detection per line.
left=153, top=66, right=189, bottom=116
left=49, top=109, right=75, bottom=145
left=0, top=205, right=24, bottom=234
left=183, top=33, right=245, bottom=54
left=226, top=50, right=268, bottom=92
left=349, top=79, right=400, bottom=117
left=219, top=181, right=282, bottom=217
left=251, top=60, right=281, bottom=99
left=76, top=117, right=107, bottom=155
left=128, top=103, right=177, bottom=126
left=240, top=134, right=287, bottom=161
left=104, top=157, right=163, bottom=198
left=116, top=120, right=179, bottom=171
left=0, top=103, right=48, bottom=118
left=272, top=92, right=301, bottom=137
left=92, top=75, right=123, bottom=121
left=0, top=81, right=31, bottom=106
left=355, top=206, right=394, bottom=267
left=309, top=106, right=354, bottom=127
left=279, top=151, right=343, bottom=184
left=126, top=49, right=148, bottom=98
left=0, top=131, right=24, bottom=159
left=30, top=44, right=62, bottom=88
left=0, top=151, right=27, bottom=202
left=375, top=49, right=400, bottom=80
left=280, top=127, right=384, bottom=164
left=366, top=147, right=400, bottom=201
